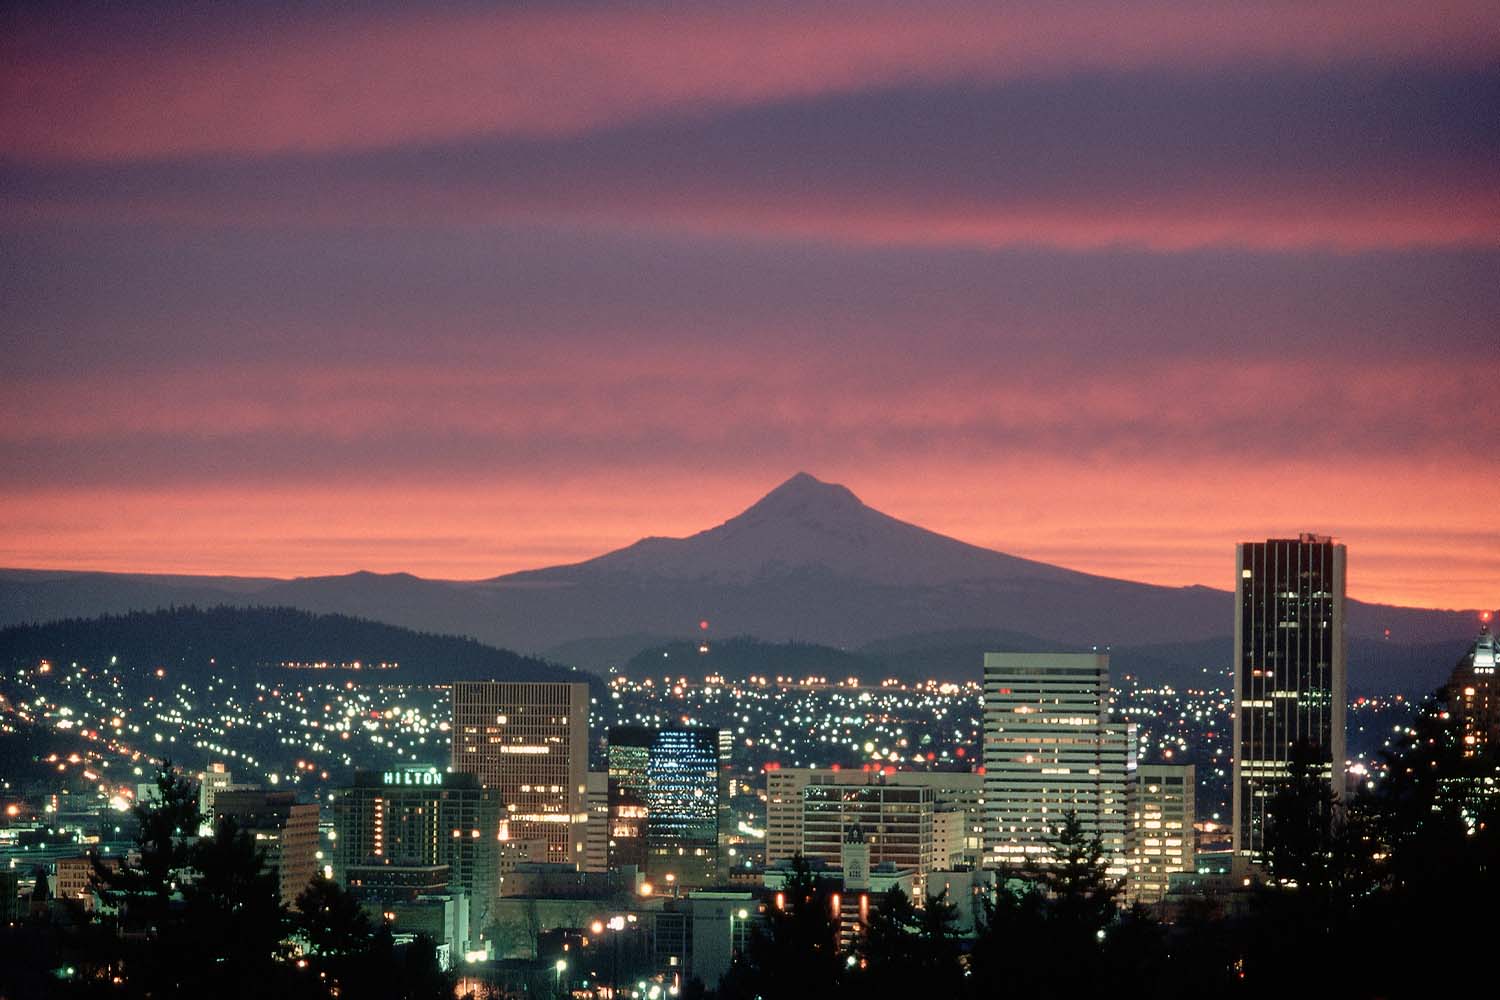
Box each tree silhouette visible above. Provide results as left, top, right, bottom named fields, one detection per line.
left=853, top=886, right=963, bottom=999
left=720, top=854, right=845, bottom=1000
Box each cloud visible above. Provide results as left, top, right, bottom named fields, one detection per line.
left=5, top=66, right=1496, bottom=251
left=4, top=1, right=1496, bottom=162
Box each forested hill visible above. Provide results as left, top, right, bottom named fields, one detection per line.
left=0, top=605, right=589, bottom=686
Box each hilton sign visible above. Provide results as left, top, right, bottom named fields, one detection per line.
left=382, top=768, right=445, bottom=787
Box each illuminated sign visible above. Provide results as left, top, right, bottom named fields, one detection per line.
left=382, top=767, right=445, bottom=787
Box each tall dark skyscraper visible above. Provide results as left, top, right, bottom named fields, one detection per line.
left=606, top=724, right=721, bottom=887
left=1232, top=535, right=1347, bottom=864
left=1447, top=614, right=1499, bottom=755
left=605, top=725, right=653, bottom=871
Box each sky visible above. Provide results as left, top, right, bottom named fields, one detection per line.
left=2, top=0, right=1497, bottom=610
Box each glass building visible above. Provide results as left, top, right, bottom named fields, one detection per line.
left=1232, top=535, right=1346, bottom=864
left=607, top=725, right=722, bottom=887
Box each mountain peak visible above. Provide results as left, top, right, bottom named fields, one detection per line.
left=507, top=472, right=1084, bottom=588
left=742, top=472, right=864, bottom=516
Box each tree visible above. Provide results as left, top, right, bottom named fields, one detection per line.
left=92, top=760, right=202, bottom=924
left=853, top=887, right=963, bottom=999
left=296, top=872, right=376, bottom=992
left=720, top=855, right=845, bottom=1000
left=1027, top=809, right=1122, bottom=940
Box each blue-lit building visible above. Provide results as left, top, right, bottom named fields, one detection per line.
left=607, top=726, right=722, bottom=888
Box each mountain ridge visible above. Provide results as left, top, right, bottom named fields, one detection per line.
left=0, top=474, right=1487, bottom=682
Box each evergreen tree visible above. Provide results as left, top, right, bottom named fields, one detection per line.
left=853, top=887, right=963, bottom=999
left=296, top=872, right=377, bottom=994
left=1026, top=809, right=1122, bottom=940
left=719, top=855, right=845, bottom=1000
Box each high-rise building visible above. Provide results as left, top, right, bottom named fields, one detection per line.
left=331, top=767, right=502, bottom=933
left=982, top=651, right=1134, bottom=875
left=1447, top=615, right=1499, bottom=755
left=197, top=763, right=250, bottom=835
left=1232, top=535, right=1346, bottom=864
left=645, top=727, right=721, bottom=888
left=214, top=790, right=320, bottom=909
left=803, top=784, right=936, bottom=893
left=1129, top=763, right=1196, bottom=905
left=451, top=681, right=590, bottom=863
left=607, top=725, right=723, bottom=887
left=606, top=726, right=653, bottom=871
left=764, top=768, right=982, bottom=868
left=584, top=771, right=610, bottom=873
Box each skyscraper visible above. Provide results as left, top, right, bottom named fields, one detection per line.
left=1128, top=763, right=1196, bottom=905
left=606, top=724, right=722, bottom=887
left=1446, top=614, right=1499, bottom=755
left=606, top=725, right=653, bottom=871
left=645, top=727, right=721, bottom=887
left=330, top=766, right=501, bottom=934
left=451, top=681, right=590, bottom=863
left=1232, top=535, right=1346, bottom=864
left=982, top=651, right=1134, bottom=875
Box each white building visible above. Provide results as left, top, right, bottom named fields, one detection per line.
left=982, top=651, right=1134, bottom=876
left=1129, top=763, right=1195, bottom=904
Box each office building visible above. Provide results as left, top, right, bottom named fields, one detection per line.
left=214, top=790, right=319, bottom=909
left=607, top=725, right=723, bottom=887
left=1232, top=535, right=1346, bottom=863
left=606, top=726, right=653, bottom=871
left=54, top=856, right=117, bottom=912
left=982, top=651, right=1134, bottom=875
left=452, top=681, right=590, bottom=863
left=197, top=763, right=250, bottom=832
left=331, top=767, right=501, bottom=932
left=765, top=767, right=983, bottom=868
left=345, top=862, right=471, bottom=961
left=1448, top=614, right=1499, bottom=755
left=1129, top=763, right=1195, bottom=905
left=585, top=771, right=610, bottom=873
left=802, top=783, right=936, bottom=887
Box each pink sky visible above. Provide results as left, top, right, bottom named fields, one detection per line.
left=2, top=1, right=1496, bottom=610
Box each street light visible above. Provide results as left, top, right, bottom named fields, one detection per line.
left=554, top=958, right=567, bottom=998
left=729, top=907, right=750, bottom=962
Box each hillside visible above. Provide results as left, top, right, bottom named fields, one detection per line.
left=0, top=605, right=587, bottom=687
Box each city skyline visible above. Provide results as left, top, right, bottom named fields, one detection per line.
left=3, top=2, right=1497, bottom=609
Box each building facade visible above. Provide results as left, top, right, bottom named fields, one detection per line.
left=1232, top=536, right=1347, bottom=863
left=982, top=651, right=1134, bottom=875
left=764, top=767, right=982, bottom=868
left=331, top=767, right=502, bottom=932
left=802, top=783, right=935, bottom=888
left=1129, top=763, right=1196, bottom=904
left=607, top=725, right=723, bottom=887
left=451, top=681, right=590, bottom=863
left=214, top=790, right=320, bottom=909
left=606, top=726, right=653, bottom=872
left=1447, top=616, right=1499, bottom=755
